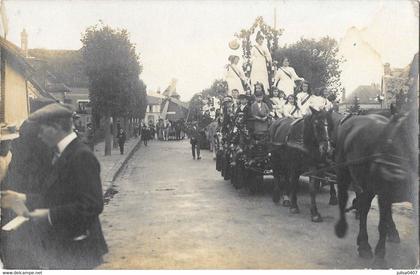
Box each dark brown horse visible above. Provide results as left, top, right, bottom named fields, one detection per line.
left=269, top=107, right=331, bottom=222
left=334, top=110, right=416, bottom=265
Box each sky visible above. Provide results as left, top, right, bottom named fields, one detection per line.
left=3, top=0, right=419, bottom=100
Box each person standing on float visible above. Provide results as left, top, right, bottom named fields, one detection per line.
left=225, top=55, right=247, bottom=96
left=274, top=57, right=304, bottom=97
left=250, top=31, right=272, bottom=93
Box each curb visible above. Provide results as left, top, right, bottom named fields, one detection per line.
left=102, top=135, right=142, bottom=195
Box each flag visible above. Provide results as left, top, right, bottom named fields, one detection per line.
left=0, top=0, right=8, bottom=38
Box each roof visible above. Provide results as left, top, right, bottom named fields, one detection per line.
left=168, top=97, right=188, bottom=109
left=147, top=95, right=162, bottom=105
left=0, top=37, right=33, bottom=75
left=345, top=85, right=381, bottom=104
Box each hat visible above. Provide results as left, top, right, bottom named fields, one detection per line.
left=30, top=98, right=57, bottom=113
left=28, top=103, right=73, bottom=124
left=228, top=39, right=240, bottom=50
left=0, top=124, right=19, bottom=141
left=223, top=95, right=233, bottom=103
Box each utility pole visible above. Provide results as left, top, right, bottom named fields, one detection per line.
left=273, top=7, right=277, bottom=29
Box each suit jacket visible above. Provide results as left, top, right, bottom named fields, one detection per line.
left=250, top=102, right=271, bottom=132
left=250, top=101, right=270, bottom=118
left=26, top=138, right=108, bottom=269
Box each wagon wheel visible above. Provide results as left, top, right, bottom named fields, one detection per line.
left=248, top=171, right=263, bottom=195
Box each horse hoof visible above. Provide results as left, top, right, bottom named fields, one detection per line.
left=358, top=247, right=373, bottom=259
left=311, top=214, right=323, bottom=223
left=282, top=200, right=291, bottom=207
left=289, top=207, right=300, bottom=214
left=387, top=231, right=401, bottom=243
left=335, top=220, right=348, bottom=238
left=329, top=196, right=338, bottom=206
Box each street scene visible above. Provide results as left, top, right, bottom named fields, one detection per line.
left=99, top=140, right=417, bottom=269
left=0, top=0, right=418, bottom=272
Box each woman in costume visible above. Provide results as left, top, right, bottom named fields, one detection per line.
left=250, top=31, right=272, bottom=93
left=274, top=57, right=304, bottom=97
left=282, top=94, right=302, bottom=118
left=225, top=55, right=247, bottom=96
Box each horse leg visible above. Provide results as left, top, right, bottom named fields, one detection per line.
left=289, top=170, right=300, bottom=214
left=357, top=192, right=375, bottom=259
left=335, top=167, right=350, bottom=238
left=386, top=208, right=400, bottom=243
left=281, top=173, right=291, bottom=207
left=374, top=194, right=391, bottom=261
left=309, top=177, right=323, bottom=222
left=329, top=182, right=338, bottom=205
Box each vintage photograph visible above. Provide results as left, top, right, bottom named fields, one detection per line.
left=0, top=0, right=418, bottom=271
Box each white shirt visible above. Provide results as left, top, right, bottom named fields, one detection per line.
left=56, top=131, right=78, bottom=156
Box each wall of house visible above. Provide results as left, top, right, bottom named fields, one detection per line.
left=4, top=60, right=29, bottom=126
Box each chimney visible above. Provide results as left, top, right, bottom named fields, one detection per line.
left=384, top=63, right=391, bottom=76
left=21, top=29, right=28, bottom=57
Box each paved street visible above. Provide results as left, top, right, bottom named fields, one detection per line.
left=99, top=140, right=417, bottom=269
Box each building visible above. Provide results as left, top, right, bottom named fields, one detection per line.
left=339, top=84, right=382, bottom=112
left=381, top=63, right=410, bottom=109
left=145, top=80, right=189, bottom=125
left=0, top=36, right=54, bottom=129
left=145, top=91, right=163, bottom=124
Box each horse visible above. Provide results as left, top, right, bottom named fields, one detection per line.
left=334, top=110, right=416, bottom=265
left=269, top=107, right=332, bottom=222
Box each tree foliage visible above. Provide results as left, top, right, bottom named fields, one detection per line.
left=273, top=37, right=343, bottom=97
left=81, top=23, right=143, bottom=118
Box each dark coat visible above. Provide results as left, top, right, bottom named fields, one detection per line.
left=26, top=138, right=108, bottom=269
left=1, top=120, right=54, bottom=269
left=117, top=131, right=126, bottom=144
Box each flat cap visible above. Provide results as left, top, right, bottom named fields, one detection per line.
left=238, top=94, right=248, bottom=99
left=28, top=103, right=73, bottom=124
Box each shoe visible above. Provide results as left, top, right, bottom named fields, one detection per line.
left=197, top=157, right=201, bottom=160
left=193, top=157, right=196, bottom=160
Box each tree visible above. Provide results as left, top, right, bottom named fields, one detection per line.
left=349, top=96, right=361, bottom=113
left=273, top=37, right=343, bottom=98
left=81, top=23, right=142, bottom=155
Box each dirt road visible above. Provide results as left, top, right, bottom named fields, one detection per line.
left=98, top=140, right=418, bottom=269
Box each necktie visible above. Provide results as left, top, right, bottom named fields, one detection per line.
left=52, top=148, right=60, bottom=165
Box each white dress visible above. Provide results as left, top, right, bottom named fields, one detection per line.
left=274, top=66, right=303, bottom=96
left=283, top=103, right=302, bottom=118
left=250, top=44, right=272, bottom=92
left=270, top=97, right=286, bottom=118
left=225, top=64, right=246, bottom=95
left=296, top=92, right=331, bottom=115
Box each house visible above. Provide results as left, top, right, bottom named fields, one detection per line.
left=145, top=80, right=189, bottom=125
left=381, top=63, right=410, bottom=109
left=339, top=84, right=382, bottom=112
left=0, top=35, right=54, bottom=130
left=145, top=91, right=163, bottom=124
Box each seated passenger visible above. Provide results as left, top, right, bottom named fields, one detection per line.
left=250, top=90, right=271, bottom=132
left=270, top=88, right=286, bottom=118
left=283, top=94, right=302, bottom=118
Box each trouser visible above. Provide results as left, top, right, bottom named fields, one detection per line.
left=191, top=139, right=200, bottom=158
left=119, top=143, right=124, bottom=154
